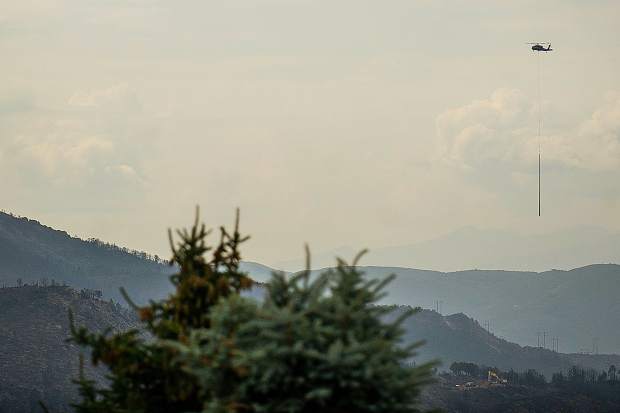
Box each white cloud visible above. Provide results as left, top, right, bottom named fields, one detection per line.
left=436, top=89, right=620, bottom=172
left=105, top=163, right=136, bottom=176
left=1, top=84, right=147, bottom=188
left=19, top=135, right=114, bottom=176
left=104, top=163, right=145, bottom=185
left=68, top=84, right=140, bottom=113
left=436, top=88, right=533, bottom=169
left=570, top=93, right=620, bottom=170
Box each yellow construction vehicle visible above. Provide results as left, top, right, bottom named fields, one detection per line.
left=487, top=370, right=507, bottom=385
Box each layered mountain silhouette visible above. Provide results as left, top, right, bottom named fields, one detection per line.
left=1, top=285, right=618, bottom=412
left=391, top=307, right=620, bottom=376
left=344, top=264, right=620, bottom=354
left=1, top=210, right=618, bottom=354
left=274, top=226, right=620, bottom=273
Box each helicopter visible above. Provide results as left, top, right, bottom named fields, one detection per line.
left=527, top=42, right=553, bottom=52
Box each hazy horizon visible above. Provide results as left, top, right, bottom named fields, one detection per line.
left=3, top=208, right=619, bottom=273
left=2, top=0, right=619, bottom=268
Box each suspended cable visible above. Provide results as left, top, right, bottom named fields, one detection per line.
left=526, top=42, right=552, bottom=216
left=537, top=51, right=541, bottom=217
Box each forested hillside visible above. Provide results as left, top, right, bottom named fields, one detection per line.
left=0, top=211, right=172, bottom=303
left=356, top=264, right=620, bottom=354
left=0, top=285, right=140, bottom=413
left=392, top=308, right=620, bottom=377
left=0, top=212, right=269, bottom=304
left=2, top=284, right=618, bottom=412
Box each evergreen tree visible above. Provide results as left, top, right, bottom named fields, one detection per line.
left=70, top=210, right=435, bottom=413
left=609, top=365, right=617, bottom=383
left=551, top=371, right=565, bottom=385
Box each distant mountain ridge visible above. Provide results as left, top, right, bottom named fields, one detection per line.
left=0, top=211, right=270, bottom=304
left=1, top=211, right=619, bottom=353
left=274, top=226, right=620, bottom=272
left=351, top=264, right=620, bottom=354
left=249, top=263, right=620, bottom=354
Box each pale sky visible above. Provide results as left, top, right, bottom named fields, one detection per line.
left=2, top=0, right=619, bottom=268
